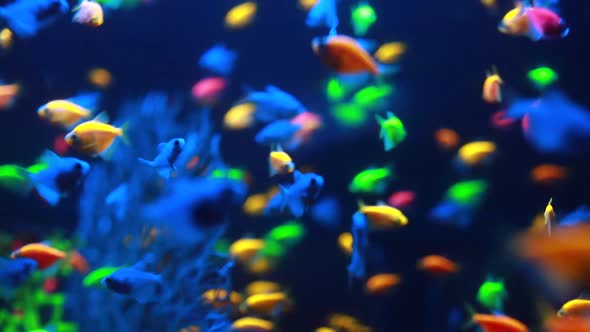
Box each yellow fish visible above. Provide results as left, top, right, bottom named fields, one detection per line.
left=269, top=145, right=294, bottom=176
left=38, top=100, right=92, bottom=128
left=544, top=197, right=555, bottom=236
left=65, top=112, right=128, bottom=157
left=358, top=201, right=408, bottom=230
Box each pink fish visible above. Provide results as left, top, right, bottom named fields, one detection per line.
left=191, top=77, right=226, bottom=105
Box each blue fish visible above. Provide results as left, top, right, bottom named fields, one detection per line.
left=306, top=0, right=339, bottom=35
left=347, top=211, right=368, bottom=284
left=0, top=0, right=69, bottom=38
left=29, top=150, right=91, bottom=206
left=105, top=183, right=129, bottom=220
left=102, top=255, right=163, bottom=304
left=198, top=43, right=238, bottom=77
left=266, top=170, right=324, bottom=218
left=0, top=257, right=38, bottom=298
left=244, top=85, right=305, bottom=123
left=559, top=205, right=590, bottom=226
left=138, top=138, right=185, bottom=178
left=310, top=195, right=341, bottom=228
left=255, top=120, right=301, bottom=146
left=523, top=92, right=590, bottom=156
left=141, top=178, right=246, bottom=245
left=429, top=200, right=474, bottom=229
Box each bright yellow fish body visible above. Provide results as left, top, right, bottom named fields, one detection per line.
left=38, top=100, right=92, bottom=128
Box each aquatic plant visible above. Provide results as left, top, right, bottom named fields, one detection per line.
left=65, top=92, right=244, bottom=331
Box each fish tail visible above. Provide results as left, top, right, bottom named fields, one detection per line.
left=137, top=158, right=153, bottom=167
left=118, top=121, right=131, bottom=145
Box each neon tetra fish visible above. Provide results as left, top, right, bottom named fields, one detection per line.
left=65, top=112, right=128, bottom=158
left=312, top=35, right=379, bottom=75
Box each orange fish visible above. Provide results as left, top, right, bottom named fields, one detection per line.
left=530, top=164, right=569, bottom=185
left=483, top=67, right=503, bottom=103
left=417, top=255, right=459, bottom=276
left=514, top=224, right=590, bottom=289
left=472, top=313, right=529, bottom=332
left=312, top=35, right=378, bottom=75
left=11, top=243, right=66, bottom=270
left=65, top=112, right=128, bottom=157
left=434, top=128, right=460, bottom=150
left=364, top=273, right=401, bottom=295
left=545, top=316, right=590, bottom=332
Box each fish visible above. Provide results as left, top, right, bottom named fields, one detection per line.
left=0, top=257, right=37, bottom=298
left=268, top=145, right=295, bottom=176
left=102, top=255, right=163, bottom=303
left=138, top=138, right=185, bottom=178
left=141, top=178, right=246, bottom=245
left=312, top=35, right=379, bottom=75
left=0, top=0, right=69, bottom=38
left=255, top=120, right=301, bottom=147
left=65, top=112, right=129, bottom=158
left=72, top=0, right=103, bottom=27
left=28, top=150, right=91, bottom=206
left=198, top=43, right=238, bottom=77
left=244, top=85, right=305, bottom=123
left=375, top=111, right=406, bottom=151
left=306, top=0, right=338, bottom=34
left=37, top=92, right=101, bottom=128
left=274, top=170, right=325, bottom=218
left=10, top=243, right=66, bottom=269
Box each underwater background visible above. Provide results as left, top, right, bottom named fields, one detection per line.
left=2, top=0, right=590, bottom=331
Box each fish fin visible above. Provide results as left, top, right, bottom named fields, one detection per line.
left=92, top=111, right=109, bottom=123
left=156, top=167, right=172, bottom=179
left=38, top=150, right=61, bottom=165
left=377, top=64, right=400, bottom=76
left=157, top=143, right=166, bottom=152
left=268, top=157, right=276, bottom=177
left=36, top=184, right=61, bottom=206
left=461, top=303, right=477, bottom=330
left=356, top=200, right=366, bottom=210
left=1, top=166, right=35, bottom=195
left=68, top=91, right=100, bottom=109
left=137, top=158, right=153, bottom=167
left=99, top=141, right=118, bottom=161
left=287, top=196, right=305, bottom=218
left=118, top=121, right=131, bottom=145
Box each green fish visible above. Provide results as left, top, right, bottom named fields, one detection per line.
left=375, top=112, right=406, bottom=151
left=476, top=276, right=507, bottom=312
left=351, top=2, right=377, bottom=36
left=527, top=66, right=558, bottom=89
left=445, top=180, right=487, bottom=207
left=349, top=166, right=393, bottom=194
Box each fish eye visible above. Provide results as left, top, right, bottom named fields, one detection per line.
left=69, top=134, right=78, bottom=141
left=173, top=140, right=180, bottom=147
left=74, top=163, right=83, bottom=171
